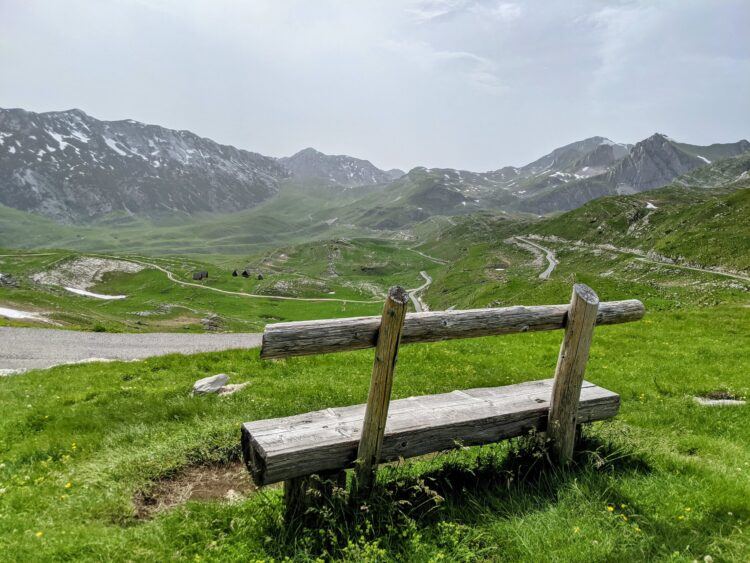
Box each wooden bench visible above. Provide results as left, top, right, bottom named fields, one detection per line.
left=241, top=284, right=644, bottom=513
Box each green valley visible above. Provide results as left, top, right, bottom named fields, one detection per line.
left=1, top=108, right=749, bottom=562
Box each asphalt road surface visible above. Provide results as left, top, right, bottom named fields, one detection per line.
left=0, top=327, right=262, bottom=374
left=515, top=237, right=559, bottom=280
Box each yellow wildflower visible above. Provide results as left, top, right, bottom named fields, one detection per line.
left=64, top=482, right=72, bottom=489
left=606, top=505, right=614, bottom=512
left=35, top=531, right=43, bottom=538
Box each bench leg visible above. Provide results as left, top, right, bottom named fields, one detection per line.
left=548, top=284, right=599, bottom=466
left=283, top=470, right=347, bottom=523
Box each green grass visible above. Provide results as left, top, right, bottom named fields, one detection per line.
left=0, top=179, right=386, bottom=257
left=0, top=304, right=748, bottom=560
left=2, top=178, right=750, bottom=559
left=4, top=196, right=748, bottom=333
left=413, top=211, right=749, bottom=313
left=531, top=185, right=750, bottom=272
left=0, top=238, right=441, bottom=331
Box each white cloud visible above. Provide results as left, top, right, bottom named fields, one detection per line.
left=474, top=2, right=522, bottom=22
left=406, top=0, right=470, bottom=22
left=384, top=39, right=506, bottom=91
left=406, top=0, right=521, bottom=23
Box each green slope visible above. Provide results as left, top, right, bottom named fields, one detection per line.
left=673, top=151, right=750, bottom=188
left=531, top=184, right=750, bottom=271
left=0, top=180, right=377, bottom=256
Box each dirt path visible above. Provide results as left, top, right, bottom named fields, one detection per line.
left=407, top=247, right=449, bottom=265
left=0, top=326, right=262, bottom=374
left=523, top=236, right=750, bottom=283
left=0, top=253, right=60, bottom=257
left=408, top=271, right=432, bottom=312
left=631, top=256, right=750, bottom=283
left=106, top=256, right=382, bottom=304
left=514, top=237, right=558, bottom=280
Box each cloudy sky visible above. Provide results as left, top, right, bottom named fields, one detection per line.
left=1, top=0, right=748, bottom=171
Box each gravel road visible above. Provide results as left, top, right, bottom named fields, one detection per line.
left=514, top=237, right=559, bottom=280
left=408, top=271, right=432, bottom=312
left=0, top=327, right=262, bottom=374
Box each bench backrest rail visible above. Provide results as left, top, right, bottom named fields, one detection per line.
left=260, top=298, right=644, bottom=359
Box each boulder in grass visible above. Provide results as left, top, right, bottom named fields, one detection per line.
left=193, top=374, right=229, bottom=395
left=201, top=314, right=223, bottom=332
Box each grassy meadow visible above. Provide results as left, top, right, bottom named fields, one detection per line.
left=0, top=301, right=747, bottom=560
left=1, top=184, right=749, bottom=560
left=0, top=238, right=440, bottom=332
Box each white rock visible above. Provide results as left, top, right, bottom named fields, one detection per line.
left=693, top=397, right=746, bottom=407
left=193, top=373, right=229, bottom=395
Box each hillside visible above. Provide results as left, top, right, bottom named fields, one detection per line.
left=521, top=134, right=750, bottom=213
left=531, top=182, right=750, bottom=271
left=673, top=151, right=750, bottom=188
left=0, top=108, right=289, bottom=221
left=331, top=134, right=749, bottom=227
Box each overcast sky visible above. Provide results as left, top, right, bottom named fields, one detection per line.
left=1, top=0, right=748, bottom=171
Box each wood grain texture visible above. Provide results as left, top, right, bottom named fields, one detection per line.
left=355, top=286, right=409, bottom=493
left=547, top=284, right=600, bottom=465
left=242, top=378, right=620, bottom=485
left=260, top=299, right=644, bottom=359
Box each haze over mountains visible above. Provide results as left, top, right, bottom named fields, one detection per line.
left=1, top=107, right=748, bottom=227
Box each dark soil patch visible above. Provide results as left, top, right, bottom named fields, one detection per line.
left=134, top=461, right=256, bottom=518
left=702, top=390, right=741, bottom=400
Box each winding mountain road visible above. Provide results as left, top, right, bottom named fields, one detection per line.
left=514, top=237, right=558, bottom=280
left=408, top=271, right=432, bottom=312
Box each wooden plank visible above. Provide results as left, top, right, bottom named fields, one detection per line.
left=241, top=378, right=620, bottom=485
left=260, top=299, right=644, bottom=359
left=355, top=286, right=409, bottom=493
left=548, top=284, right=600, bottom=465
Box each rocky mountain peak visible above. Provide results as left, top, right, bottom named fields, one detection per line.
left=279, top=147, right=393, bottom=188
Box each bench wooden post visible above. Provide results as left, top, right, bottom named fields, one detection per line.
left=548, top=284, right=600, bottom=466
left=354, top=286, right=409, bottom=495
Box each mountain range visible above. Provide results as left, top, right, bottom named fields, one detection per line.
left=0, top=108, right=290, bottom=222
left=1, top=107, right=748, bottom=227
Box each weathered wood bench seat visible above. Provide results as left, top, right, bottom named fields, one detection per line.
left=243, top=379, right=619, bottom=485
left=241, top=283, right=644, bottom=516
